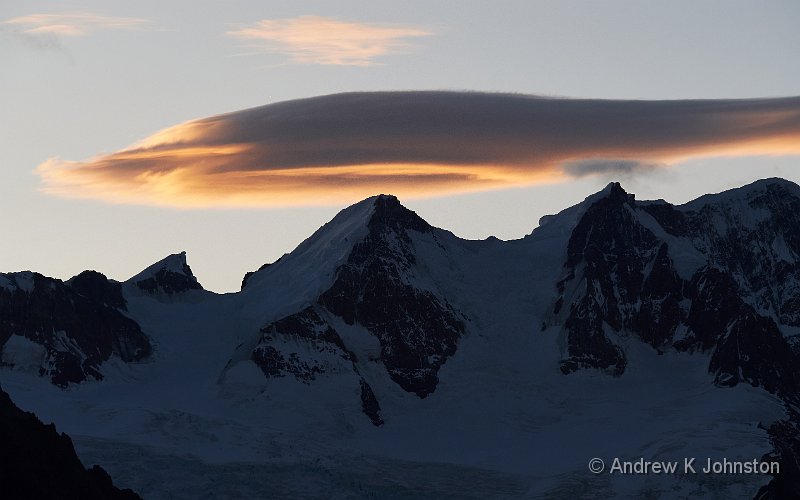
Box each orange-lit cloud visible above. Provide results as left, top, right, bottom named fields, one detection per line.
left=37, top=92, right=800, bottom=208
left=227, top=16, right=431, bottom=66
left=3, top=12, right=149, bottom=37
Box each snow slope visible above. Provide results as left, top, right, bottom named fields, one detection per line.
left=3, top=180, right=800, bottom=499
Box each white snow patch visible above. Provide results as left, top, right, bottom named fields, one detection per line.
left=239, top=196, right=377, bottom=326
left=1, top=335, right=47, bottom=373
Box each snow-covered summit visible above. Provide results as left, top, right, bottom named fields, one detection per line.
left=5, top=178, right=800, bottom=498
left=126, top=251, right=203, bottom=295
left=533, top=181, right=633, bottom=240
left=680, top=177, right=800, bottom=212
left=241, top=194, right=431, bottom=305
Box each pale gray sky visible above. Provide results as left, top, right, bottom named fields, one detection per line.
left=2, top=1, right=799, bottom=292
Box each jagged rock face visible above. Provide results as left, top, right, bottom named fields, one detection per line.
left=253, top=306, right=356, bottom=383
left=135, top=268, right=202, bottom=295
left=757, top=406, right=800, bottom=499
left=680, top=267, right=799, bottom=397
left=132, top=252, right=203, bottom=295
left=359, top=378, right=384, bottom=426
left=251, top=306, right=383, bottom=425
left=548, top=180, right=800, bottom=399
left=0, top=272, right=151, bottom=387
left=0, top=385, right=141, bottom=499
left=248, top=196, right=463, bottom=419
left=68, top=270, right=127, bottom=310
left=645, top=182, right=800, bottom=327
left=554, top=184, right=682, bottom=374
left=319, top=196, right=465, bottom=398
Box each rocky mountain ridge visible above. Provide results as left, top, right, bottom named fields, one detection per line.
left=3, top=178, right=800, bottom=498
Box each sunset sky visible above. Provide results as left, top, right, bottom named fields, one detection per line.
left=3, top=1, right=800, bottom=292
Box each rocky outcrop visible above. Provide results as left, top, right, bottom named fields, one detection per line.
left=129, top=251, right=203, bottom=295
left=319, top=195, right=465, bottom=398
left=552, top=183, right=676, bottom=374
left=0, top=384, right=141, bottom=499
left=547, top=180, right=800, bottom=399
left=67, top=270, right=127, bottom=310
left=252, top=306, right=383, bottom=425
left=252, top=306, right=356, bottom=383
left=755, top=405, right=800, bottom=499
left=0, top=272, right=151, bottom=387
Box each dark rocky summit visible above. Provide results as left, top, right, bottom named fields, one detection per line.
left=67, top=270, right=127, bottom=310
left=319, top=195, right=465, bottom=398
left=0, top=272, right=151, bottom=387
left=132, top=251, right=203, bottom=295
left=548, top=180, right=800, bottom=399
left=247, top=195, right=465, bottom=423
left=0, top=384, right=140, bottom=499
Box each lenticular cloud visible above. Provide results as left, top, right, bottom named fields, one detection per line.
left=37, top=91, right=800, bottom=207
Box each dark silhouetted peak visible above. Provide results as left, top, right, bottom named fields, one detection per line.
left=67, top=270, right=127, bottom=310
left=128, top=251, right=203, bottom=295
left=368, top=194, right=432, bottom=235
left=0, top=385, right=141, bottom=499
left=596, top=181, right=634, bottom=205
left=317, top=194, right=464, bottom=399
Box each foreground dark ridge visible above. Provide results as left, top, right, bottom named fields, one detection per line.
left=0, top=385, right=140, bottom=499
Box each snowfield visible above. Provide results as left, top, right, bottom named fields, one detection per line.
left=3, top=181, right=799, bottom=499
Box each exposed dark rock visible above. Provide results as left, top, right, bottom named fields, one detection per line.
left=632, top=243, right=685, bottom=347
left=0, top=384, right=141, bottom=499
left=544, top=180, right=800, bottom=500
left=252, top=307, right=355, bottom=383
left=677, top=267, right=800, bottom=396
left=359, top=378, right=384, bottom=426
left=67, top=270, right=127, bottom=310
left=555, top=183, right=661, bottom=374
left=678, top=267, right=744, bottom=352
left=549, top=180, right=800, bottom=401
left=640, top=201, right=690, bottom=237
left=0, top=272, right=151, bottom=387
left=755, top=406, right=800, bottom=500
left=319, top=195, right=465, bottom=398
left=679, top=180, right=800, bottom=327
left=252, top=306, right=384, bottom=425
left=133, top=251, right=203, bottom=295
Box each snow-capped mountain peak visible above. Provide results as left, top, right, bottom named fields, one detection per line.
left=5, top=178, right=800, bottom=498
left=126, top=251, right=203, bottom=295
left=240, top=194, right=430, bottom=300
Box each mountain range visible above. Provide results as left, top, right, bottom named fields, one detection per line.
left=2, top=178, right=800, bottom=499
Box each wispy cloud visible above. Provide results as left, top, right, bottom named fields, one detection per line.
left=227, top=16, right=432, bottom=66
left=3, top=12, right=149, bottom=37
left=36, top=92, right=800, bottom=208
left=562, top=159, right=664, bottom=178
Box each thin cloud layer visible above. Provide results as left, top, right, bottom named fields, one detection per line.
left=227, top=16, right=431, bottom=66
left=3, top=12, right=149, bottom=36
left=37, top=92, right=800, bottom=208
left=563, top=159, right=664, bottom=178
